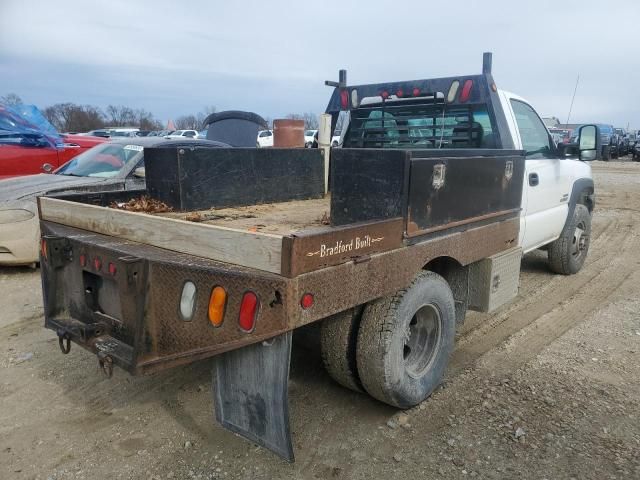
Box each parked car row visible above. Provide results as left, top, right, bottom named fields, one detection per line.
left=567, top=124, right=639, bottom=160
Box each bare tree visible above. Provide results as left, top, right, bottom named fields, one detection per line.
left=1, top=93, right=23, bottom=105
left=136, top=109, right=163, bottom=131
left=175, top=114, right=199, bottom=130
left=43, top=103, right=105, bottom=132
left=286, top=112, right=319, bottom=130
left=196, top=105, right=217, bottom=129
left=106, top=105, right=137, bottom=126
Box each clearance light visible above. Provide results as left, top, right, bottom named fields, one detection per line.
left=108, top=262, right=117, bottom=276
left=300, top=293, right=314, bottom=309
left=351, top=89, right=359, bottom=108
left=396, top=89, right=404, bottom=98
left=208, top=286, right=227, bottom=327
left=93, top=257, right=102, bottom=271
left=79, top=254, right=86, bottom=267
left=447, top=80, right=460, bottom=103
left=40, top=239, right=47, bottom=260
left=179, top=281, right=197, bottom=321
left=412, top=87, right=421, bottom=97
left=459, top=79, right=473, bottom=103
left=238, top=291, right=259, bottom=332
left=340, top=90, right=349, bottom=109
left=381, top=90, right=389, bottom=100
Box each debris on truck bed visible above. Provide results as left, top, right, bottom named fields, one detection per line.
left=110, top=196, right=173, bottom=213
left=158, top=197, right=331, bottom=234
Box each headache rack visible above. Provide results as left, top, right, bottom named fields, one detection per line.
left=344, top=101, right=489, bottom=149
left=325, top=51, right=514, bottom=150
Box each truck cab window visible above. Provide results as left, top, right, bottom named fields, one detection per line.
left=344, top=103, right=495, bottom=149
left=510, top=100, right=553, bottom=158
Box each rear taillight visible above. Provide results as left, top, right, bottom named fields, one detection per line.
left=179, top=281, right=197, bottom=321
left=79, top=253, right=86, bottom=267
left=93, top=257, right=102, bottom=271
left=340, top=90, right=349, bottom=109
left=238, top=292, right=259, bottom=332
left=459, top=79, right=473, bottom=103
left=300, top=293, right=314, bottom=309
left=108, top=262, right=117, bottom=276
left=208, top=286, right=227, bottom=327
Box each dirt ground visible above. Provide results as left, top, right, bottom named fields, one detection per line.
left=1, top=159, right=639, bottom=480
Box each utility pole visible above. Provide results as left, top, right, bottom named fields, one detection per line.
left=565, top=75, right=580, bottom=126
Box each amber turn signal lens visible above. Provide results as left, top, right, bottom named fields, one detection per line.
left=208, top=286, right=227, bottom=327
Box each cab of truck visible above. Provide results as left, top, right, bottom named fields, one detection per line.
left=326, top=53, right=594, bottom=274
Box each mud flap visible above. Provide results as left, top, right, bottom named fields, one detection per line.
left=212, top=332, right=294, bottom=462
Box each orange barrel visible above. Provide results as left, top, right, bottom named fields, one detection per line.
left=273, top=119, right=305, bottom=147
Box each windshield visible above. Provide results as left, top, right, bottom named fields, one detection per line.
left=56, top=142, right=144, bottom=177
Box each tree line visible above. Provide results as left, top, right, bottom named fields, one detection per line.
left=2, top=92, right=320, bottom=133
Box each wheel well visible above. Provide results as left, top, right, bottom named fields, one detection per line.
left=577, top=187, right=594, bottom=213
left=423, top=256, right=468, bottom=325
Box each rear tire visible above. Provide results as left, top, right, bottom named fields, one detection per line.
left=548, top=204, right=591, bottom=275
left=602, top=145, right=610, bottom=161
left=356, top=271, right=456, bottom=408
left=320, top=307, right=364, bottom=392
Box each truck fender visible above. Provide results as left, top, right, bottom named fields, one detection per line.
left=564, top=178, right=594, bottom=231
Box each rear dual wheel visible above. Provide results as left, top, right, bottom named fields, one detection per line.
left=321, top=271, right=456, bottom=408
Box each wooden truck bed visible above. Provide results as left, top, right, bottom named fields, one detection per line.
left=159, top=197, right=331, bottom=235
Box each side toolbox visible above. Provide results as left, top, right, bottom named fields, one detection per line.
left=468, top=246, right=522, bottom=312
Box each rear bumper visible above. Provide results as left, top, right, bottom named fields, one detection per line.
left=40, top=222, right=292, bottom=375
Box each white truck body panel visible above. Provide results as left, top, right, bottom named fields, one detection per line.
left=497, top=90, right=593, bottom=253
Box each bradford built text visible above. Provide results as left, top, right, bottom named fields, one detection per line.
left=319, top=235, right=379, bottom=258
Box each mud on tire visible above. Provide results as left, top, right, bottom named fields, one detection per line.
left=356, top=271, right=456, bottom=408
left=548, top=204, right=591, bottom=275
left=320, top=307, right=364, bottom=392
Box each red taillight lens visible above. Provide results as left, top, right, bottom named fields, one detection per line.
left=108, top=262, right=117, bottom=276
left=459, top=79, right=473, bottom=103
left=79, top=254, right=86, bottom=267
left=412, top=87, right=421, bottom=97
left=381, top=90, right=389, bottom=100
left=93, top=257, right=102, bottom=271
left=238, top=292, right=259, bottom=332
left=396, top=89, right=404, bottom=98
left=340, top=90, right=349, bottom=109
left=300, top=293, right=314, bottom=309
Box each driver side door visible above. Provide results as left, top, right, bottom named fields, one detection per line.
left=0, top=134, right=60, bottom=178
left=508, top=99, right=572, bottom=252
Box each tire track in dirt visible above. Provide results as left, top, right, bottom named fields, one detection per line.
left=450, top=208, right=638, bottom=375
left=455, top=209, right=621, bottom=344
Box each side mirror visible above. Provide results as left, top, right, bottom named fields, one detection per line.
left=578, top=124, right=600, bottom=162
left=133, top=167, right=146, bottom=178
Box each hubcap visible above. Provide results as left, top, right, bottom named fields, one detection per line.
left=403, top=304, right=442, bottom=378
left=572, top=222, right=589, bottom=258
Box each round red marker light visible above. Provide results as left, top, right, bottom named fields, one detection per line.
left=300, top=293, right=314, bottom=309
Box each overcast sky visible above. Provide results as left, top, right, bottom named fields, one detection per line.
left=1, top=0, right=638, bottom=128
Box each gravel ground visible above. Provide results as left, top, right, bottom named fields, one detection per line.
left=1, top=159, right=639, bottom=479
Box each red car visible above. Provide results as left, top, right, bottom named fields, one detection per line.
left=0, top=134, right=106, bottom=179
left=0, top=104, right=107, bottom=179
